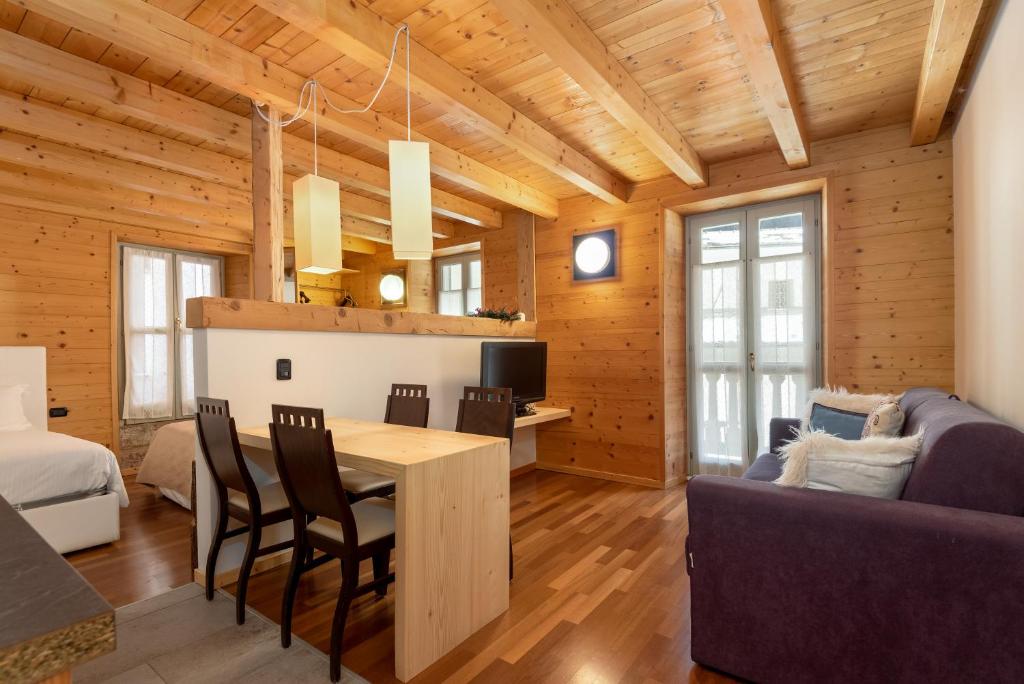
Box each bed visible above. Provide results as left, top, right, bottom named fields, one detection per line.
left=136, top=420, right=196, bottom=510
left=0, top=346, right=128, bottom=554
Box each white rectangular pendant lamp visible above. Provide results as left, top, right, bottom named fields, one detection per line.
left=389, top=140, right=433, bottom=260
left=293, top=173, right=342, bottom=275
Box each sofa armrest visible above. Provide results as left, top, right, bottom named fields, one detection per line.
left=769, top=417, right=800, bottom=453
left=686, top=476, right=1024, bottom=684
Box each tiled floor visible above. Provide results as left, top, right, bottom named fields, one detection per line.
left=73, top=584, right=363, bottom=683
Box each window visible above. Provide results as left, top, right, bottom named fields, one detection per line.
left=435, top=252, right=482, bottom=315
left=121, top=245, right=222, bottom=420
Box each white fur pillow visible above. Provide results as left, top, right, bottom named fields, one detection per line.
left=775, top=430, right=923, bottom=499
left=801, top=387, right=898, bottom=431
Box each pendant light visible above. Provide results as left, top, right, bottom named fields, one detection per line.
left=389, top=27, right=433, bottom=260
left=253, top=25, right=427, bottom=268
left=294, top=82, right=342, bottom=275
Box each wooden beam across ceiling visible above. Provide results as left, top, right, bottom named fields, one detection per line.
left=718, top=0, right=809, bottom=168
left=910, top=0, right=986, bottom=145
left=12, top=0, right=559, bottom=218
left=489, top=0, right=708, bottom=189
left=0, top=27, right=502, bottom=229
left=252, top=0, right=627, bottom=206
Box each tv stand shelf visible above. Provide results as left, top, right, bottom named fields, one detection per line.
left=514, top=406, right=571, bottom=429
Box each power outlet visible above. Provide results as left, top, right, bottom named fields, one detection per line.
left=49, top=407, right=69, bottom=418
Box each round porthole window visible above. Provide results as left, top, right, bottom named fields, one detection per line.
left=379, top=273, right=405, bottom=302
left=574, top=236, right=612, bottom=275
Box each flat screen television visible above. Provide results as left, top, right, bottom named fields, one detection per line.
left=480, top=341, right=547, bottom=413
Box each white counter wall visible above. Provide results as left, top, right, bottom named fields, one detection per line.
left=193, top=327, right=534, bottom=576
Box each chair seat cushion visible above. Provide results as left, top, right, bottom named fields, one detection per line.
left=307, top=498, right=396, bottom=547
left=227, top=481, right=290, bottom=515
left=338, top=467, right=396, bottom=494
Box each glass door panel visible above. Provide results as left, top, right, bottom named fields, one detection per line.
left=690, top=211, right=748, bottom=475
left=688, top=196, right=819, bottom=473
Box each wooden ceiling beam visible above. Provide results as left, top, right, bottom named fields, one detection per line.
left=0, top=28, right=502, bottom=229
left=910, top=0, right=985, bottom=145
left=718, top=0, right=809, bottom=168
left=253, top=0, right=627, bottom=205
left=13, top=0, right=559, bottom=218
left=490, top=0, right=708, bottom=188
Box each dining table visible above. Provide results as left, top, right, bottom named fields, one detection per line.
left=235, top=416, right=510, bottom=682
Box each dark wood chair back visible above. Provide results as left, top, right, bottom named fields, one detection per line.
left=455, top=386, right=515, bottom=442
left=384, top=383, right=430, bottom=428
left=195, top=397, right=255, bottom=497
left=269, top=405, right=359, bottom=546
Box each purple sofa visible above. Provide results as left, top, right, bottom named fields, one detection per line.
left=685, top=388, right=1024, bottom=683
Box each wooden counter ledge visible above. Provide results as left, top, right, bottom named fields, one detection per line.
left=0, top=497, right=115, bottom=684
left=186, top=297, right=537, bottom=337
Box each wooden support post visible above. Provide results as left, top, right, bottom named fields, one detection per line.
left=503, top=210, right=536, bottom=321
left=251, top=102, right=284, bottom=302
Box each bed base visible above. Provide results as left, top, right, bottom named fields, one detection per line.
left=19, top=492, right=120, bottom=554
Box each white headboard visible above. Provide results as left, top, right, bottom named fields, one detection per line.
left=0, top=346, right=47, bottom=430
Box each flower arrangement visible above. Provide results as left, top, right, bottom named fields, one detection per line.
left=468, top=306, right=526, bottom=322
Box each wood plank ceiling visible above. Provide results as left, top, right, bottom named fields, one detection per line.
left=0, top=0, right=990, bottom=218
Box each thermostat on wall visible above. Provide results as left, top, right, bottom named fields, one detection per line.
left=276, top=359, right=292, bottom=381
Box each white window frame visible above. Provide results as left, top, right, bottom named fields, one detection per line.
left=435, top=252, right=482, bottom=315
left=120, top=244, right=223, bottom=421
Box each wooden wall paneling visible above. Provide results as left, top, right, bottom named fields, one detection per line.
left=637, top=123, right=954, bottom=394
left=534, top=197, right=668, bottom=487
left=536, top=124, right=953, bottom=486
left=250, top=102, right=284, bottom=302
left=0, top=193, right=253, bottom=464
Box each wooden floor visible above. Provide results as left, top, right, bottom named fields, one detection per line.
left=68, top=472, right=731, bottom=683
left=66, top=475, right=193, bottom=608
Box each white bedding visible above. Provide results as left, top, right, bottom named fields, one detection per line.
left=0, top=429, right=129, bottom=508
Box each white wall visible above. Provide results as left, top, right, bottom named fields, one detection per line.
left=954, top=0, right=1024, bottom=427
left=193, top=328, right=532, bottom=575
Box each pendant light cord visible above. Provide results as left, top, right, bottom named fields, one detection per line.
left=252, top=24, right=413, bottom=171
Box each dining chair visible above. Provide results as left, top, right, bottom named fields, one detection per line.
left=194, top=397, right=293, bottom=626
left=269, top=404, right=396, bottom=683
left=338, top=383, right=430, bottom=502
left=455, top=386, right=516, bottom=580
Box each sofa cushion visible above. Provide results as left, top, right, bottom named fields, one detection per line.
left=742, top=453, right=784, bottom=482
left=899, top=389, right=1024, bottom=516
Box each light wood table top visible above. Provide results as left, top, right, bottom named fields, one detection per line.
left=236, top=417, right=510, bottom=682
left=237, top=417, right=507, bottom=476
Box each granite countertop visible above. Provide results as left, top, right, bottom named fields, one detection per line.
left=0, top=496, right=115, bottom=683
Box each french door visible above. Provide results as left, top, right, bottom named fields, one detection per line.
left=687, top=195, right=821, bottom=475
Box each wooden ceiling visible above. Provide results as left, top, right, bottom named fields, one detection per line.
left=0, top=0, right=991, bottom=218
